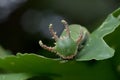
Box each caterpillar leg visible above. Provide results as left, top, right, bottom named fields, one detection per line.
left=39, top=40, right=55, bottom=52
left=61, top=20, right=70, bottom=37
left=49, top=24, right=59, bottom=41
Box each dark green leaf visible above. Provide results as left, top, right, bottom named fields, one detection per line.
left=77, top=8, right=120, bottom=61
left=0, top=53, right=118, bottom=80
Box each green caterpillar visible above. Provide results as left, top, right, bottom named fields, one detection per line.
left=39, top=20, right=89, bottom=59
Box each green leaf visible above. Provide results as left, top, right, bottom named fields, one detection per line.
left=0, top=53, right=118, bottom=80
left=105, top=23, right=120, bottom=76
left=104, top=8, right=120, bottom=76
left=0, top=73, right=32, bottom=80
left=0, top=46, right=12, bottom=58
left=76, top=8, right=120, bottom=61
